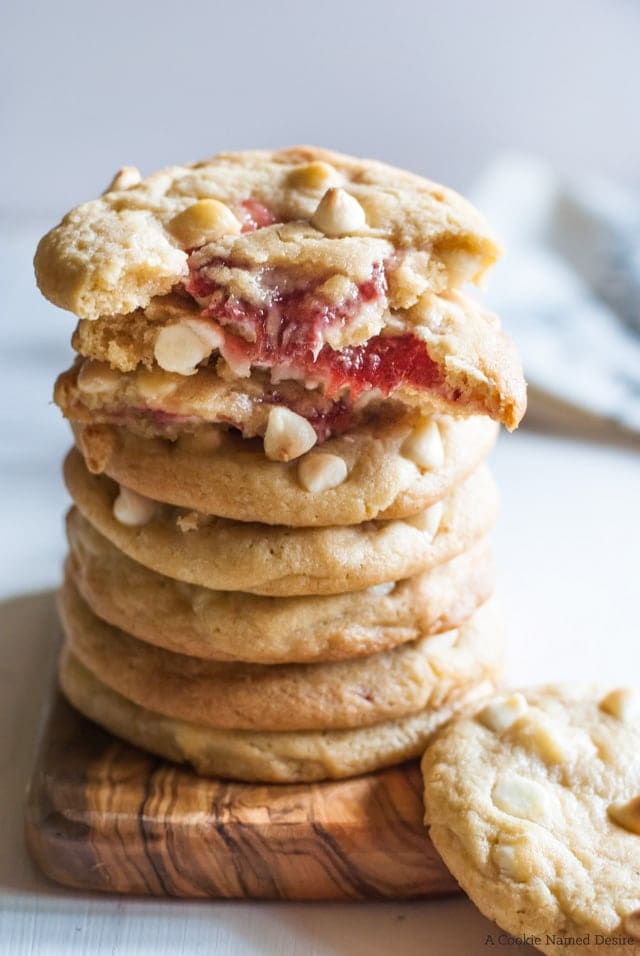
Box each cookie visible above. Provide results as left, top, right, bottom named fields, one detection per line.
left=63, top=448, right=499, bottom=596
left=57, top=293, right=526, bottom=437
left=66, top=291, right=526, bottom=432
left=67, top=508, right=495, bottom=663
left=55, top=357, right=373, bottom=442
left=59, top=575, right=503, bottom=731
left=71, top=412, right=497, bottom=526
left=422, top=685, right=640, bottom=955
left=60, top=647, right=495, bottom=783
left=35, top=146, right=500, bottom=321
left=38, top=147, right=525, bottom=430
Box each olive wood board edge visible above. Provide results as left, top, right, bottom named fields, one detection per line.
left=25, top=690, right=458, bottom=900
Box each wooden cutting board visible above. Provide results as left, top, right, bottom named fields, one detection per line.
left=24, top=690, right=458, bottom=900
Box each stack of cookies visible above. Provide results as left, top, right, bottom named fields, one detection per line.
left=35, top=147, right=526, bottom=783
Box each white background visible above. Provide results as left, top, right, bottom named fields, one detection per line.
left=2, top=0, right=640, bottom=218
left=2, top=1, right=640, bottom=954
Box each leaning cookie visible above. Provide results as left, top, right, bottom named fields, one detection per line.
left=72, top=413, right=497, bottom=526
left=64, top=448, right=499, bottom=596
left=67, top=508, right=495, bottom=662
left=59, top=578, right=503, bottom=731
left=422, top=685, right=640, bottom=956
left=60, top=647, right=495, bottom=783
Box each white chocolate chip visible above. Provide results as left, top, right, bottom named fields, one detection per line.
left=624, top=910, right=640, bottom=941
left=183, top=318, right=224, bottom=352
left=311, top=188, right=366, bottom=237
left=287, top=161, right=339, bottom=190
left=77, top=360, right=121, bottom=394
left=401, top=420, right=445, bottom=470
left=167, top=199, right=242, bottom=248
left=478, top=693, right=528, bottom=732
left=297, top=453, right=348, bottom=492
left=368, top=582, right=396, bottom=597
left=113, top=486, right=157, bottom=526
left=105, top=166, right=141, bottom=192
left=492, top=843, right=528, bottom=882
left=406, top=500, right=443, bottom=542
left=492, top=774, right=549, bottom=822
left=517, top=714, right=570, bottom=765
left=600, top=688, right=640, bottom=722
left=135, top=367, right=180, bottom=400
left=608, top=796, right=640, bottom=835
left=263, top=407, right=317, bottom=462
left=154, top=324, right=212, bottom=375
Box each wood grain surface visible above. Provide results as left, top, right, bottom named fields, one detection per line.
left=24, top=690, right=458, bottom=900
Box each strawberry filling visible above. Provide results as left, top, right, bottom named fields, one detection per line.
left=187, top=262, right=385, bottom=362
left=185, top=259, right=444, bottom=401
left=238, top=199, right=278, bottom=232
left=311, top=333, right=443, bottom=400
left=173, top=202, right=455, bottom=427
left=66, top=387, right=358, bottom=442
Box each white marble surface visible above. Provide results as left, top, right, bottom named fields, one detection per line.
left=1, top=219, right=639, bottom=954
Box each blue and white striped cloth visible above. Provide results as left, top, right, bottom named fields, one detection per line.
left=473, top=156, right=640, bottom=436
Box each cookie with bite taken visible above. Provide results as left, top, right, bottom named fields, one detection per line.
left=36, top=147, right=525, bottom=530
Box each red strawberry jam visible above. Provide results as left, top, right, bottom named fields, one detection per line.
left=312, top=333, right=442, bottom=400
left=188, top=262, right=387, bottom=362
left=185, top=242, right=445, bottom=403
left=239, top=199, right=278, bottom=232
left=180, top=191, right=452, bottom=406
